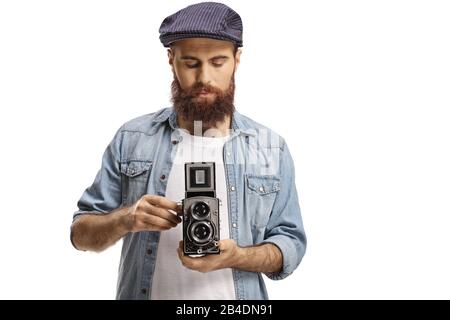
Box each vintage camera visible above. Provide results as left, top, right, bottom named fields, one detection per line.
left=182, top=162, right=220, bottom=255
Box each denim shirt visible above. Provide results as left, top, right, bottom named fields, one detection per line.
left=73, top=107, right=306, bottom=300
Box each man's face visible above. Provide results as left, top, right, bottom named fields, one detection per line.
left=168, top=38, right=241, bottom=127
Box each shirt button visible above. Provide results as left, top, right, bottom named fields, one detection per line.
left=160, top=175, right=166, bottom=180
left=259, top=186, right=265, bottom=192
left=147, top=248, right=152, bottom=255
left=232, top=223, right=237, bottom=228
left=172, top=140, right=178, bottom=145
left=141, top=288, right=147, bottom=294
left=230, top=186, right=235, bottom=191
left=227, top=152, right=231, bottom=156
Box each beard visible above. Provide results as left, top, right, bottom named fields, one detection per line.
left=171, top=74, right=235, bottom=130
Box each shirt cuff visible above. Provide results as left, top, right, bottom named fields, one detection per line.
left=261, top=235, right=297, bottom=280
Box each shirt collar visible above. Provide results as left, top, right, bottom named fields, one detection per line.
left=153, top=107, right=256, bottom=137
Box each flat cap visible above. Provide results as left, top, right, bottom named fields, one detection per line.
left=159, top=2, right=243, bottom=48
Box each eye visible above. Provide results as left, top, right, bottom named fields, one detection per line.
left=211, top=58, right=227, bottom=67
left=186, top=63, right=200, bottom=69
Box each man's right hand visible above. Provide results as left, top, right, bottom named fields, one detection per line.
left=124, top=194, right=182, bottom=233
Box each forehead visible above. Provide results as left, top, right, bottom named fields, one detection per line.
left=172, top=38, right=235, bottom=56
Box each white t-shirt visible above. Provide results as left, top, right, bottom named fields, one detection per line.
left=150, top=129, right=236, bottom=300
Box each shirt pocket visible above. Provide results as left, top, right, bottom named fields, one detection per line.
left=244, top=174, right=281, bottom=231
left=120, top=160, right=153, bottom=205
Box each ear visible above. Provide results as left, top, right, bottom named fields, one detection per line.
left=234, top=49, right=242, bottom=71
left=167, top=48, right=174, bottom=65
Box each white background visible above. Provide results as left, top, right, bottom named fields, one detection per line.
left=0, top=0, right=449, bottom=299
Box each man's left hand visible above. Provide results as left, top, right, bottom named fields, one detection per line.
left=177, top=239, right=239, bottom=273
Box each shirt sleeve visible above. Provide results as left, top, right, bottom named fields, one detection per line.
left=261, top=140, right=307, bottom=280
left=72, top=127, right=123, bottom=222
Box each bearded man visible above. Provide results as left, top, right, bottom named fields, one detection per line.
left=71, top=2, right=306, bottom=300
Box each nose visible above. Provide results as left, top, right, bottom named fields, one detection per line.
left=196, top=66, right=212, bottom=85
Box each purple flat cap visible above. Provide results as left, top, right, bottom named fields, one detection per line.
left=159, top=2, right=243, bottom=47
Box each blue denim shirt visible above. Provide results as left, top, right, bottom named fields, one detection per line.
left=73, top=107, right=306, bottom=300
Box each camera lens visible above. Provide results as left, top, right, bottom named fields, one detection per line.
left=191, top=201, right=210, bottom=219
left=190, top=221, right=213, bottom=244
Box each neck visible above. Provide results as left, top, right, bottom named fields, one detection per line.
left=177, top=115, right=231, bottom=137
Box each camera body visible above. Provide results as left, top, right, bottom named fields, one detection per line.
left=182, top=162, right=220, bottom=255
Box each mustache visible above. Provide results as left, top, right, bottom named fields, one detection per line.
left=184, top=82, right=223, bottom=96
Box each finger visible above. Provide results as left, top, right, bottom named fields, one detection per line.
left=137, top=205, right=177, bottom=228
left=151, top=205, right=182, bottom=224
left=177, top=246, right=195, bottom=264
left=219, top=241, right=227, bottom=251
left=177, top=246, right=192, bottom=268
left=183, top=255, right=211, bottom=273
left=179, top=254, right=198, bottom=269
left=177, top=246, right=183, bottom=260
left=140, top=213, right=178, bottom=229
left=143, top=195, right=180, bottom=211
left=169, top=203, right=183, bottom=215
left=140, top=202, right=181, bottom=225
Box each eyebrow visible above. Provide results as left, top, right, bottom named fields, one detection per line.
left=180, top=55, right=230, bottom=61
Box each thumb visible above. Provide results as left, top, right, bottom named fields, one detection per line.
left=219, top=239, right=236, bottom=251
